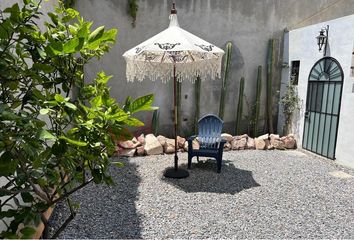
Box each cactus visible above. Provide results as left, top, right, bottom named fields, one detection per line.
left=254, top=66, right=262, bottom=137
left=235, top=77, right=244, bottom=135
left=218, top=42, right=233, bottom=120
left=152, top=109, right=159, bottom=135
left=267, top=39, right=275, bottom=133
left=177, top=80, right=182, bottom=136
left=194, top=76, right=201, bottom=134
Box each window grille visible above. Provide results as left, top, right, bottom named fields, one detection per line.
left=291, top=60, right=300, bottom=85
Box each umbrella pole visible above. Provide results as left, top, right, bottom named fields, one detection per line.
left=163, top=62, right=189, bottom=179
left=173, top=63, right=178, bottom=171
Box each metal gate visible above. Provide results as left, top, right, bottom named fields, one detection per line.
left=302, top=57, right=343, bottom=159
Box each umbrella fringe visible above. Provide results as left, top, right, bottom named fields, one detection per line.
left=125, top=59, right=222, bottom=83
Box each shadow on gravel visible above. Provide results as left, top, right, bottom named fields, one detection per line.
left=48, top=157, right=142, bottom=239
left=162, top=159, right=260, bottom=194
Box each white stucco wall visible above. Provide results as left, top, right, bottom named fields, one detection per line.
left=280, top=14, right=354, bottom=168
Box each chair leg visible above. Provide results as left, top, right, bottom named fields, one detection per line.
left=216, top=150, right=223, bottom=173
left=216, top=157, right=221, bottom=173
left=188, top=154, right=192, bottom=169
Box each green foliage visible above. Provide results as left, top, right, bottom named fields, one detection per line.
left=280, top=76, right=302, bottom=135
left=219, top=42, right=232, bottom=120
left=267, top=39, right=275, bottom=133
left=152, top=110, right=160, bottom=135
left=235, top=77, right=244, bottom=135
left=254, top=66, right=262, bottom=137
left=243, top=95, right=266, bottom=138
left=0, top=1, right=155, bottom=238
left=128, top=0, right=138, bottom=27
left=194, top=76, right=201, bottom=134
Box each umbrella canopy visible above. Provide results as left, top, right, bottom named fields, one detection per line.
left=123, top=5, right=224, bottom=83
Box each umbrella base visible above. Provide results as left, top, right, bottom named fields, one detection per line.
left=163, top=167, right=189, bottom=179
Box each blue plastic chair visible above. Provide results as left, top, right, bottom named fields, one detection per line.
left=187, top=114, right=226, bottom=173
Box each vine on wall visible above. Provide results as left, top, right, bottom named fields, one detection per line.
left=63, top=0, right=76, bottom=8
left=62, top=0, right=139, bottom=28
left=280, top=76, right=302, bottom=135
left=128, top=0, right=138, bottom=27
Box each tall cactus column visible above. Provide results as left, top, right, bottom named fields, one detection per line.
left=235, top=77, right=244, bottom=135
left=218, top=42, right=233, bottom=120
left=254, top=66, right=262, bottom=137
left=267, top=39, right=275, bottom=133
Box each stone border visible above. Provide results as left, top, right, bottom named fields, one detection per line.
left=114, top=133, right=297, bottom=157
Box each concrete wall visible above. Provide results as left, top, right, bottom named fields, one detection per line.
left=75, top=0, right=354, bottom=137
left=279, top=14, right=354, bottom=168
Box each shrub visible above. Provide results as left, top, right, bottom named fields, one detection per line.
left=280, top=76, right=302, bottom=135
left=0, top=1, right=155, bottom=238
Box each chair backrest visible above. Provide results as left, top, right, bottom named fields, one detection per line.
left=198, top=114, right=223, bottom=149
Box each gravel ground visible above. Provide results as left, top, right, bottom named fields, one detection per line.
left=48, top=150, right=354, bottom=239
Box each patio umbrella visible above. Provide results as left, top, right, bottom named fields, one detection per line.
left=123, top=3, right=224, bottom=178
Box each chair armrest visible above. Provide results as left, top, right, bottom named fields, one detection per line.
left=187, top=135, right=197, bottom=152
left=219, top=139, right=227, bottom=148
left=187, top=135, right=197, bottom=142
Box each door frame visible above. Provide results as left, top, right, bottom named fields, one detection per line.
left=302, top=56, right=344, bottom=159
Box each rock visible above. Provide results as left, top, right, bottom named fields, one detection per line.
left=231, top=139, right=236, bottom=149
left=145, top=134, right=163, bottom=155
left=255, top=138, right=266, bottom=150
left=183, top=139, right=200, bottom=151
left=267, top=144, right=275, bottom=150
left=270, top=134, right=280, bottom=141
left=247, top=138, right=255, bottom=149
left=118, top=140, right=140, bottom=149
left=272, top=139, right=285, bottom=150
left=283, top=135, right=297, bottom=149
left=136, top=146, right=146, bottom=156
left=258, top=134, right=269, bottom=140
left=192, top=139, right=200, bottom=150
left=157, top=135, right=166, bottom=146
left=264, top=139, right=271, bottom=148
left=183, top=139, right=200, bottom=150
left=241, top=134, right=249, bottom=138
left=119, top=148, right=136, bottom=157
left=183, top=141, right=189, bottom=151
left=132, top=137, right=142, bottom=147
left=234, top=134, right=248, bottom=140
left=177, top=136, right=186, bottom=148
left=224, top=142, right=232, bottom=151
left=164, top=138, right=175, bottom=154
left=113, top=145, right=123, bottom=157
left=221, top=133, right=234, bottom=142
left=137, top=134, right=145, bottom=145
left=231, top=138, right=247, bottom=150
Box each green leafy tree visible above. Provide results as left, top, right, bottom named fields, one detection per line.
left=0, top=1, right=155, bottom=238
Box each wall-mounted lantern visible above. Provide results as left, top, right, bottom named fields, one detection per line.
left=316, top=25, right=329, bottom=55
